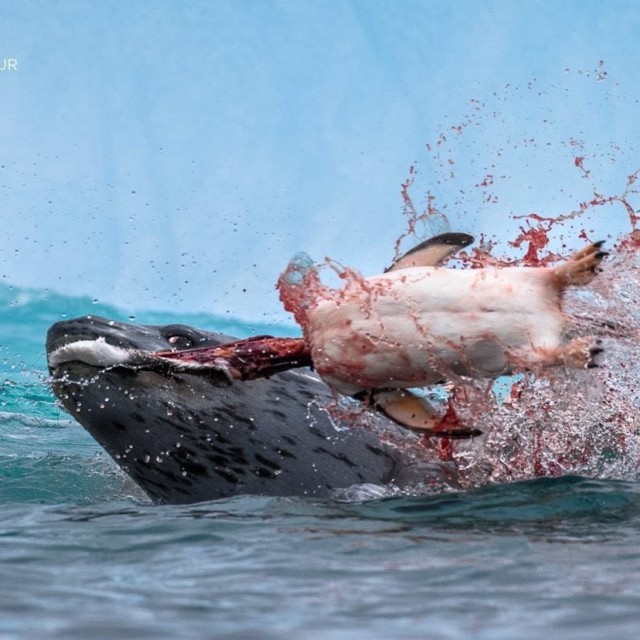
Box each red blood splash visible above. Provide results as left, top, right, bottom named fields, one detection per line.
left=508, top=220, right=563, bottom=266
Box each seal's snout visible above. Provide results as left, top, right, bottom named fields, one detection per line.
left=46, top=320, right=75, bottom=374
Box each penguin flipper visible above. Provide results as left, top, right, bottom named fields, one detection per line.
left=386, top=232, right=474, bottom=272
left=371, top=389, right=482, bottom=439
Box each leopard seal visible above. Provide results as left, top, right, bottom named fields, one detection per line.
left=46, top=315, right=446, bottom=504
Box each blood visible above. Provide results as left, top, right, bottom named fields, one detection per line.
left=574, top=155, right=589, bottom=177
left=274, top=72, right=640, bottom=490
left=390, top=147, right=640, bottom=486
left=154, top=336, right=311, bottom=381
left=435, top=438, right=454, bottom=461
left=476, top=174, right=494, bottom=188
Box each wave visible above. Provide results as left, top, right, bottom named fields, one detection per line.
left=345, top=476, right=640, bottom=533
left=29, top=476, right=640, bottom=540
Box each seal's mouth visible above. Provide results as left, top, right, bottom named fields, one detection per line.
left=47, top=336, right=224, bottom=380
left=48, top=337, right=143, bottom=370
left=46, top=337, right=172, bottom=382
left=47, top=334, right=312, bottom=384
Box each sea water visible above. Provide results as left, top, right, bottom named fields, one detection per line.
left=1, top=282, right=640, bottom=640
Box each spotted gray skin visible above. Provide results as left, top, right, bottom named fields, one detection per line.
left=46, top=316, right=438, bottom=504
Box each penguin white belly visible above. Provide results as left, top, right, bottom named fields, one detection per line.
left=307, top=266, right=564, bottom=394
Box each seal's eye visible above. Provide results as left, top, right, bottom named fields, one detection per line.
left=166, top=334, right=195, bottom=349
left=160, top=324, right=204, bottom=350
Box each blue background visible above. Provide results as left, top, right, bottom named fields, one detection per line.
left=1, top=0, right=639, bottom=323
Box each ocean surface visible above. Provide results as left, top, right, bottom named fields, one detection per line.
left=2, top=282, right=640, bottom=640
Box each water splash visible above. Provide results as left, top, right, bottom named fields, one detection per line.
left=279, top=64, right=640, bottom=491
left=388, top=67, right=640, bottom=487
left=305, top=237, right=640, bottom=493
left=448, top=243, right=640, bottom=486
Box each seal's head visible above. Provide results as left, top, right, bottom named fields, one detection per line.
left=46, top=316, right=415, bottom=504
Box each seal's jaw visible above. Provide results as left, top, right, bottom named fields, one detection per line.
left=46, top=315, right=234, bottom=380
left=47, top=337, right=140, bottom=373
